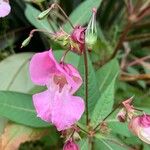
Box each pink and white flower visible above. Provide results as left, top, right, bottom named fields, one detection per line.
left=0, top=0, right=11, bottom=18
left=129, top=114, right=150, bottom=144
left=29, top=50, right=85, bottom=131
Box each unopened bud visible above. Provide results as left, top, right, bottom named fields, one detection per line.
left=70, top=25, right=86, bottom=54
left=38, top=8, right=51, bottom=20
left=21, top=36, right=32, bottom=48
left=85, top=33, right=97, bottom=49
left=85, top=8, right=97, bottom=49
left=117, top=109, right=127, bottom=122
left=63, top=139, right=79, bottom=150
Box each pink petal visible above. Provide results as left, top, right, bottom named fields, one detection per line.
left=29, top=50, right=58, bottom=85
left=128, top=117, right=140, bottom=135
left=30, top=50, right=82, bottom=93
left=139, top=127, right=150, bottom=144
left=33, top=90, right=53, bottom=122
left=63, top=64, right=82, bottom=94
left=33, top=82, right=85, bottom=131
left=51, top=85, right=85, bottom=131
left=0, top=1, right=11, bottom=18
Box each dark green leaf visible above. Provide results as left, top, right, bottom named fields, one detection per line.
left=77, top=53, right=100, bottom=114
left=25, top=4, right=56, bottom=32
left=0, top=91, right=49, bottom=128
left=63, top=0, right=102, bottom=32
left=96, top=59, right=119, bottom=94
left=91, top=74, right=117, bottom=126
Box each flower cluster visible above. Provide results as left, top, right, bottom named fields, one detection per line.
left=29, top=49, right=85, bottom=131
left=117, top=98, right=150, bottom=144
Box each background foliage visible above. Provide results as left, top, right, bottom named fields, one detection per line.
left=0, top=0, right=150, bottom=149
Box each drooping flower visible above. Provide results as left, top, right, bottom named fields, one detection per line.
left=0, top=0, right=11, bottom=18
left=128, top=114, right=150, bottom=144
left=117, top=97, right=135, bottom=122
left=71, top=25, right=86, bottom=54
left=29, top=50, right=85, bottom=131
left=63, top=139, right=79, bottom=150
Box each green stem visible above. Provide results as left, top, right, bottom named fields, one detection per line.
left=93, top=103, right=121, bottom=132
left=83, top=48, right=89, bottom=126
left=76, top=125, right=89, bottom=135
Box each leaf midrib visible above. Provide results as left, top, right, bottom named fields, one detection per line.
left=0, top=102, right=35, bottom=113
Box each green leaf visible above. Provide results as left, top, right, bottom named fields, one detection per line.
left=54, top=50, right=80, bottom=68
left=95, top=135, right=128, bottom=150
left=96, top=59, right=119, bottom=94
left=63, top=0, right=102, bottom=32
left=0, top=53, right=34, bottom=93
left=0, top=53, right=36, bottom=136
left=0, top=91, right=49, bottom=128
left=108, top=122, right=131, bottom=137
left=143, top=144, right=150, bottom=150
left=95, top=139, right=129, bottom=150
left=25, top=4, right=56, bottom=32
left=91, top=73, right=117, bottom=126
left=78, top=138, right=89, bottom=150
left=77, top=53, right=100, bottom=114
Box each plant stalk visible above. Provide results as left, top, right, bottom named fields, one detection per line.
left=93, top=103, right=121, bottom=132
left=83, top=48, right=89, bottom=126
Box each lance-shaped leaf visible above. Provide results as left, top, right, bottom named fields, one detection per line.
left=63, top=0, right=102, bottom=32
left=0, top=91, right=49, bottom=128
left=78, top=138, right=89, bottom=150
left=91, top=74, right=118, bottom=126
left=25, top=4, right=57, bottom=32
left=96, top=59, right=119, bottom=94
left=77, top=53, right=100, bottom=115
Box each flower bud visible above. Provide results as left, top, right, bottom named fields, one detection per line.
left=129, top=114, right=150, bottom=144
left=70, top=25, right=86, bottom=54
left=71, top=26, right=85, bottom=44
left=21, top=36, right=32, bottom=48
left=117, top=109, right=127, bottom=122
left=37, top=8, right=51, bottom=20
left=63, top=139, right=79, bottom=150
left=85, top=8, right=97, bottom=50
left=122, top=97, right=134, bottom=114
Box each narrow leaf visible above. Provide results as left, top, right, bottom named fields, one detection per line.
left=77, top=53, right=100, bottom=115
left=0, top=91, right=49, bottom=128
left=0, top=53, right=34, bottom=93
left=91, top=74, right=118, bottom=126
left=25, top=4, right=56, bottom=32
left=63, top=0, right=102, bottom=32
left=78, top=138, right=89, bottom=150
left=96, top=59, right=119, bottom=94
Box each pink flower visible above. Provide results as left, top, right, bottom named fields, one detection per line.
left=129, top=114, right=150, bottom=144
left=0, top=0, right=11, bottom=18
left=71, top=26, right=85, bottom=54
left=63, top=139, right=79, bottom=150
left=29, top=50, right=85, bottom=131
left=71, top=26, right=85, bottom=44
